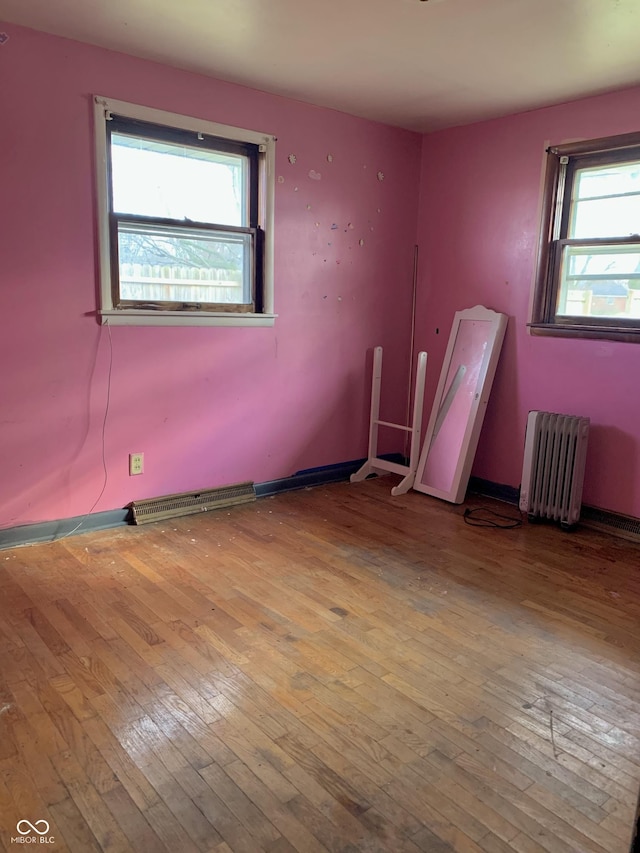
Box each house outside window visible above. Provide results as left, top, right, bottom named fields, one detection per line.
left=531, top=131, right=640, bottom=342
left=94, top=97, right=276, bottom=326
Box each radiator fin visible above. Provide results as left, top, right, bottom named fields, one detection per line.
left=130, top=481, right=256, bottom=525
left=519, top=411, right=589, bottom=528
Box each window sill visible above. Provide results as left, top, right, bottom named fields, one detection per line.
left=528, top=322, right=640, bottom=343
left=100, top=310, right=277, bottom=327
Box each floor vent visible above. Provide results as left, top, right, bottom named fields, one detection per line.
left=130, top=482, right=256, bottom=525
left=581, top=505, right=640, bottom=544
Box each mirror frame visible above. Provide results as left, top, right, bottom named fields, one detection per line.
left=413, top=305, right=508, bottom=504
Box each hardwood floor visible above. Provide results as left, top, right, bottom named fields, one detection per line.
left=1, top=477, right=640, bottom=852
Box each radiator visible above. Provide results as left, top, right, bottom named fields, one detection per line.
left=519, top=411, right=590, bottom=529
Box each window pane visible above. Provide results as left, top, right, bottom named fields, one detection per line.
left=117, top=222, right=252, bottom=306
left=574, top=161, right=640, bottom=199
left=571, top=196, right=640, bottom=238
left=557, top=243, right=640, bottom=319
left=111, top=133, right=247, bottom=226
left=570, top=161, right=640, bottom=238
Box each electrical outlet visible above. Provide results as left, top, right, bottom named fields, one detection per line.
left=129, top=453, right=144, bottom=476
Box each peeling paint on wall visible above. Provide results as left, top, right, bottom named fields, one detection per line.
left=288, top=154, right=297, bottom=164
left=326, top=154, right=333, bottom=162
left=377, top=171, right=385, bottom=181
left=277, top=175, right=285, bottom=183
left=308, top=169, right=322, bottom=181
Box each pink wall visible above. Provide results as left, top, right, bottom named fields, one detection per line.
left=0, top=23, right=421, bottom=528
left=4, top=23, right=638, bottom=529
left=416, top=86, right=640, bottom=518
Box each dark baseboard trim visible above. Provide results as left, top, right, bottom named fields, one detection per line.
left=468, top=476, right=520, bottom=506
left=255, top=453, right=404, bottom=497
left=0, top=454, right=405, bottom=550
left=0, top=508, right=131, bottom=550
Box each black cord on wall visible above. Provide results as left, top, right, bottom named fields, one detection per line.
left=53, top=321, right=112, bottom=542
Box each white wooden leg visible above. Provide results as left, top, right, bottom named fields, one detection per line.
left=351, top=347, right=427, bottom=495
left=391, top=473, right=416, bottom=495
left=350, top=462, right=377, bottom=483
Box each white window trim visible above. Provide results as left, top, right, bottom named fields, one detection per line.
left=93, top=95, right=276, bottom=327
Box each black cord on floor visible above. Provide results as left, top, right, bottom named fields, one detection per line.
left=463, top=506, right=523, bottom=529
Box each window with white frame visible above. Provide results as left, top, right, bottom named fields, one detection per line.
left=532, top=131, right=640, bottom=342
left=94, top=97, right=276, bottom=326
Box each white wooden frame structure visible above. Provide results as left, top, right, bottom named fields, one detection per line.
left=413, top=305, right=507, bottom=504
left=351, top=347, right=427, bottom=495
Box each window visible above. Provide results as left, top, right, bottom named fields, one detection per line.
left=94, top=97, right=276, bottom=326
left=532, top=131, right=640, bottom=342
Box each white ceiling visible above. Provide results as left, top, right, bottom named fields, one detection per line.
left=3, top=0, right=640, bottom=131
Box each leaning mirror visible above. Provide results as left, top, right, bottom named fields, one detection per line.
left=413, top=305, right=507, bottom=504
